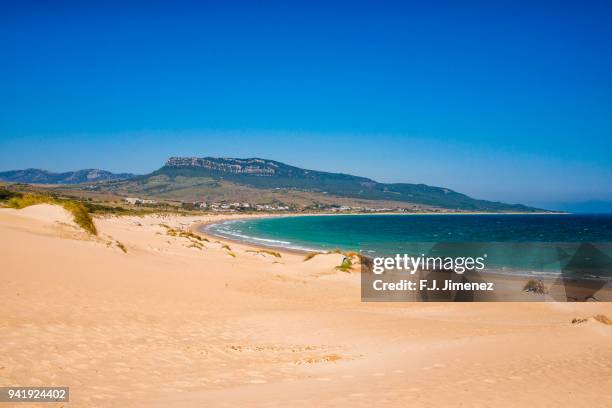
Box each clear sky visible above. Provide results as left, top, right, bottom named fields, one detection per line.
left=1, top=1, right=611, bottom=207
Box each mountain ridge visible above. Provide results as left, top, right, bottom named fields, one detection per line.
left=153, top=156, right=542, bottom=212
left=0, top=168, right=135, bottom=184
left=1, top=157, right=545, bottom=212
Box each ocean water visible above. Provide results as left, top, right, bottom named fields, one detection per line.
left=204, top=214, right=612, bottom=277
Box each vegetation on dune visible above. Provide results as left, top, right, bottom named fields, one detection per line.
left=116, top=240, right=127, bottom=253
left=83, top=202, right=152, bottom=216
left=0, top=187, right=22, bottom=201
left=344, top=251, right=366, bottom=262
left=335, top=257, right=353, bottom=273
left=62, top=201, right=98, bottom=235
left=303, top=252, right=320, bottom=261
left=572, top=315, right=612, bottom=325
left=246, top=249, right=282, bottom=258
left=5, top=193, right=97, bottom=235
left=159, top=224, right=209, bottom=248
left=6, top=193, right=50, bottom=209
left=178, top=230, right=208, bottom=242
left=593, top=314, right=612, bottom=325
left=304, top=250, right=364, bottom=267
left=523, top=279, right=547, bottom=294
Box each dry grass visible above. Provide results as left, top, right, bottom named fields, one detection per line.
left=303, top=252, right=320, bottom=261
left=7, top=193, right=50, bottom=208
left=246, top=249, right=281, bottom=258
left=298, top=354, right=343, bottom=365
left=593, top=314, right=612, bottom=325
left=115, top=240, right=127, bottom=253
left=227, top=251, right=236, bottom=258
left=63, top=201, right=97, bottom=235
left=571, top=315, right=611, bottom=325
left=179, top=230, right=208, bottom=242
left=221, top=244, right=232, bottom=251
left=344, top=251, right=365, bottom=262
left=304, top=250, right=363, bottom=265
left=160, top=225, right=209, bottom=243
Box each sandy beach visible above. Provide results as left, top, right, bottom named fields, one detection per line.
left=1, top=204, right=611, bottom=407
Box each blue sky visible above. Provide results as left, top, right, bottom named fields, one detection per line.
left=1, top=1, right=611, bottom=207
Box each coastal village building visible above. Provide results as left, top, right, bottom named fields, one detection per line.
left=125, top=197, right=157, bottom=205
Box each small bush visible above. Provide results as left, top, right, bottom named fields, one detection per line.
left=523, top=279, right=547, bottom=294
left=335, top=257, right=353, bottom=273
left=0, top=187, right=22, bottom=201
left=222, top=244, right=231, bottom=251
left=345, top=251, right=365, bottom=262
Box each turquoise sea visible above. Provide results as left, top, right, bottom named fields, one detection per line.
left=204, top=214, right=612, bottom=277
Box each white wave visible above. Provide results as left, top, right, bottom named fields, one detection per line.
left=205, top=221, right=322, bottom=252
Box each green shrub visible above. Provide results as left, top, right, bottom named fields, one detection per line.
left=335, top=257, right=353, bottom=273
left=7, top=193, right=49, bottom=209
left=0, top=187, right=22, bottom=201
left=523, top=279, right=547, bottom=294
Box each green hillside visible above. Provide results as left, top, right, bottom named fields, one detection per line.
left=96, top=156, right=542, bottom=212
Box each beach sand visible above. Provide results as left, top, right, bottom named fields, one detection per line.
left=1, top=204, right=611, bottom=407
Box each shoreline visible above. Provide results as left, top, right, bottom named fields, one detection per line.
left=196, top=213, right=612, bottom=287
left=192, top=213, right=316, bottom=256
left=194, top=213, right=611, bottom=300
left=194, top=210, right=571, bottom=254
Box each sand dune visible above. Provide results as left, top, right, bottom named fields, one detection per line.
left=0, top=205, right=611, bottom=407
left=0, top=203, right=76, bottom=225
